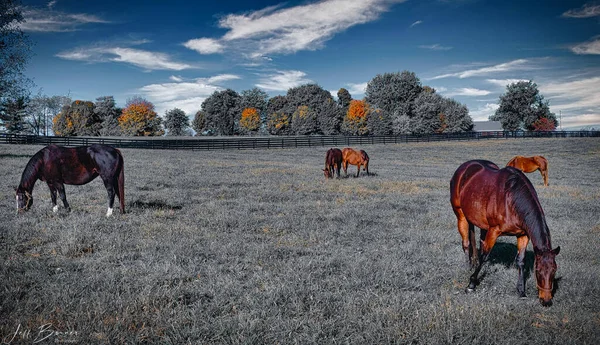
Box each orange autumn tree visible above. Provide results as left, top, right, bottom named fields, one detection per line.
left=52, top=100, right=98, bottom=136
left=118, top=97, right=164, bottom=136
left=239, top=107, right=261, bottom=134
left=342, top=99, right=369, bottom=135
left=532, top=117, right=556, bottom=131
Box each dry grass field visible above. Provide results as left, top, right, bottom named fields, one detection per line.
left=1, top=138, right=599, bottom=344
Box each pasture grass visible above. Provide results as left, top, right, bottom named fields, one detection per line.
left=1, top=138, right=599, bottom=344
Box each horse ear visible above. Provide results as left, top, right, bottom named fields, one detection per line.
left=552, top=246, right=561, bottom=255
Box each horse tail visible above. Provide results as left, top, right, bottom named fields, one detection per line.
left=117, top=149, right=125, bottom=213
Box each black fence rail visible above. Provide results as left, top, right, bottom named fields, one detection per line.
left=1, top=131, right=598, bottom=151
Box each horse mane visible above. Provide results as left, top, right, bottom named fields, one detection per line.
left=504, top=168, right=551, bottom=252
left=19, top=149, right=44, bottom=191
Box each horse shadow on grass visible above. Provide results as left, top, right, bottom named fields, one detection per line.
left=129, top=200, right=183, bottom=211
left=338, top=171, right=379, bottom=179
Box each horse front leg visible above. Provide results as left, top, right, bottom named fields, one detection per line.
left=515, top=235, right=529, bottom=297
left=56, top=183, right=71, bottom=212
left=47, top=183, right=58, bottom=212
left=467, top=227, right=500, bottom=292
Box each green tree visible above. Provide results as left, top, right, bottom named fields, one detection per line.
left=366, top=108, right=393, bottom=135
left=441, top=98, right=473, bottom=133
left=266, top=95, right=291, bottom=135
left=286, top=83, right=333, bottom=134
left=291, top=105, right=318, bottom=135
left=164, top=108, right=190, bottom=136
left=95, top=96, right=121, bottom=136
left=365, top=71, right=423, bottom=119
left=0, top=95, right=27, bottom=133
left=192, top=110, right=206, bottom=135
left=1, top=0, right=33, bottom=103
left=491, top=80, right=556, bottom=131
left=201, top=89, right=241, bottom=135
left=337, top=88, right=352, bottom=110
left=318, top=98, right=343, bottom=135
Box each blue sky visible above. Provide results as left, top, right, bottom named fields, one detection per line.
left=20, top=0, right=600, bottom=128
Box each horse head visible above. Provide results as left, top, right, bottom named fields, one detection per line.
left=15, top=187, right=33, bottom=214
left=535, top=246, right=560, bottom=307
left=323, top=168, right=332, bottom=178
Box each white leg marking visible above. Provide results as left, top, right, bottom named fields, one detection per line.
left=53, top=205, right=59, bottom=213
left=106, top=208, right=113, bottom=217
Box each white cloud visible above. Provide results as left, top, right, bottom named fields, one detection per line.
left=570, top=36, right=600, bottom=55
left=410, top=20, right=422, bottom=28
left=183, top=38, right=224, bottom=54
left=560, top=114, right=600, bottom=128
left=469, top=103, right=499, bottom=121
left=346, top=82, right=368, bottom=96
left=430, top=59, right=532, bottom=80
left=255, top=70, right=312, bottom=91
left=486, top=78, right=530, bottom=88
left=540, top=76, right=600, bottom=112
left=139, top=74, right=241, bottom=115
left=56, top=46, right=195, bottom=71
left=185, top=0, right=405, bottom=58
left=419, top=44, right=452, bottom=51
left=445, top=88, right=491, bottom=97
left=20, top=7, right=110, bottom=32
left=562, top=4, right=600, bottom=18
left=206, top=74, right=241, bottom=84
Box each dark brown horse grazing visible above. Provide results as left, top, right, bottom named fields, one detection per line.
left=342, top=148, right=369, bottom=177
left=450, top=160, right=560, bottom=306
left=15, top=144, right=125, bottom=217
left=323, top=148, right=343, bottom=178
left=506, top=155, right=549, bottom=186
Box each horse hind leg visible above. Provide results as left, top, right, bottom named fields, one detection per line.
left=101, top=176, right=117, bottom=217
left=456, top=214, right=476, bottom=268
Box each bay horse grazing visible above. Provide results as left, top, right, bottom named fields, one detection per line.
left=342, top=148, right=369, bottom=177
left=450, top=160, right=560, bottom=306
left=323, top=148, right=343, bottom=178
left=506, top=155, right=549, bottom=186
left=15, top=144, right=125, bottom=217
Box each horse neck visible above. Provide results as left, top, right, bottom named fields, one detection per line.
left=19, top=154, right=42, bottom=192
left=526, top=217, right=553, bottom=254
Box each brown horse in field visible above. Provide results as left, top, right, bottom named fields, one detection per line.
left=342, top=148, right=369, bottom=177
left=15, top=144, right=125, bottom=217
left=450, top=160, right=560, bottom=306
left=506, top=155, right=549, bottom=186
left=323, top=148, right=343, bottom=178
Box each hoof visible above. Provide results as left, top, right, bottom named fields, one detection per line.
left=465, top=287, right=475, bottom=293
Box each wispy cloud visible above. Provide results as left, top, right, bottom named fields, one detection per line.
left=183, top=38, right=224, bottom=54
left=255, top=70, right=312, bottom=91
left=486, top=78, right=530, bottom=88
left=445, top=88, right=491, bottom=97
left=540, top=76, right=600, bottom=112
left=419, top=44, right=453, bottom=51
left=469, top=103, right=499, bottom=121
left=562, top=3, right=600, bottom=18
left=430, top=59, right=532, bottom=79
left=410, top=20, right=422, bottom=28
left=57, top=46, right=195, bottom=71
left=139, top=74, right=241, bottom=115
left=570, top=36, right=600, bottom=55
left=185, top=0, right=406, bottom=59
left=20, top=5, right=110, bottom=32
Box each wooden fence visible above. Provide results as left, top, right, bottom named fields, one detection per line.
left=1, top=131, right=598, bottom=151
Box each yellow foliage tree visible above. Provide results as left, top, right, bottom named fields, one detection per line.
left=119, top=99, right=164, bottom=136
left=239, top=107, right=261, bottom=133
left=342, top=100, right=369, bottom=135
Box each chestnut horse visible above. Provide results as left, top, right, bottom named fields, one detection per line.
left=342, top=148, right=369, bottom=177
left=450, top=160, right=560, bottom=306
left=323, top=148, right=343, bottom=178
left=15, top=144, right=125, bottom=217
left=506, top=155, right=549, bottom=186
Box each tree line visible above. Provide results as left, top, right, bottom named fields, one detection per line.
left=1, top=0, right=557, bottom=137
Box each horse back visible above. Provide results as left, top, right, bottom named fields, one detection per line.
left=450, top=160, right=521, bottom=232
left=342, top=148, right=363, bottom=165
